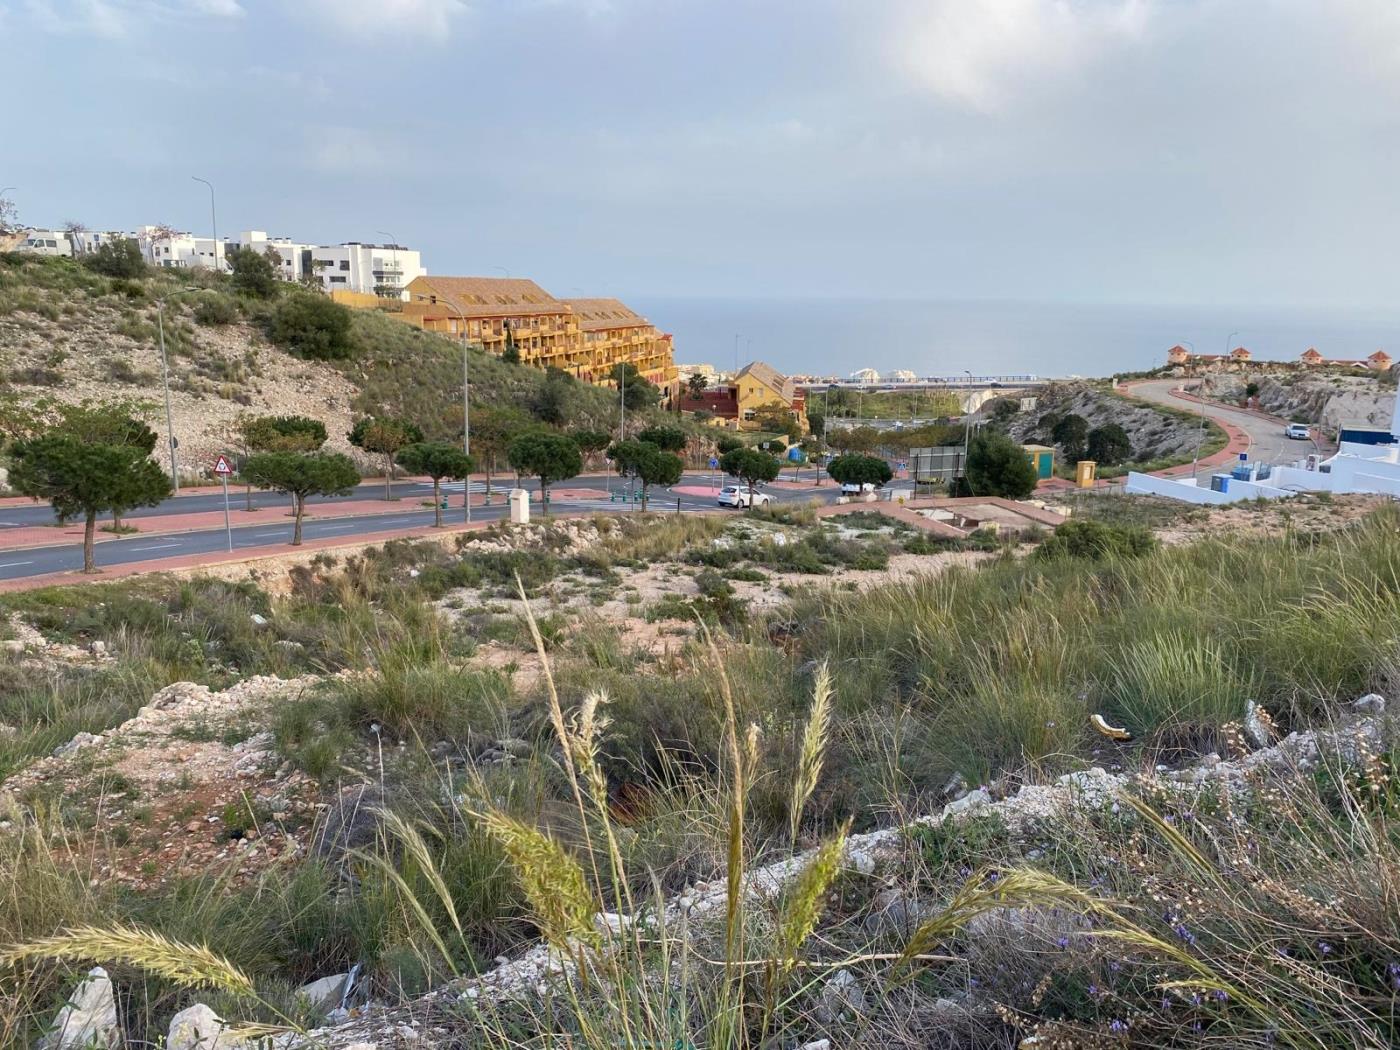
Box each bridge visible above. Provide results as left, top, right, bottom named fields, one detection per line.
left=795, top=374, right=1047, bottom=392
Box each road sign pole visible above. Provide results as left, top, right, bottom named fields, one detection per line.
left=221, top=474, right=233, bottom=552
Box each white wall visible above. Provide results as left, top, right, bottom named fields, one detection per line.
left=1125, top=471, right=1293, bottom=505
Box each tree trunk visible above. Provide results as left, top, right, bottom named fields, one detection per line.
left=640, top=483, right=649, bottom=512
left=245, top=480, right=254, bottom=512
left=540, top=479, right=549, bottom=516
left=432, top=478, right=443, bottom=527
left=112, top=508, right=124, bottom=531
left=292, top=495, right=304, bottom=545
left=384, top=453, right=393, bottom=501
left=82, top=512, right=97, bottom=573
left=484, top=463, right=493, bottom=499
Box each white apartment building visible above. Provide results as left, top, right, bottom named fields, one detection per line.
left=13, top=228, right=132, bottom=257
left=136, top=227, right=426, bottom=300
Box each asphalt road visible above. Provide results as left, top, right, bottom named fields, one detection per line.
left=0, top=475, right=837, bottom=581
left=1129, top=379, right=1309, bottom=483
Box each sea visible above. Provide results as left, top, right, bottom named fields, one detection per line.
left=631, top=296, right=1400, bottom=380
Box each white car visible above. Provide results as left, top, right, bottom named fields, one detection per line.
left=840, top=481, right=876, bottom=496
left=1285, top=423, right=1311, bottom=440
left=717, top=484, right=772, bottom=509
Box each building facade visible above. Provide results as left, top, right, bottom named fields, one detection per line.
left=137, top=227, right=425, bottom=299
left=677, top=360, right=807, bottom=432
left=398, top=276, right=677, bottom=394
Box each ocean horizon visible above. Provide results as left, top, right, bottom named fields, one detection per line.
left=631, top=296, right=1400, bottom=380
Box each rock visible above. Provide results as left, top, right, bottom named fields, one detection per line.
left=88, top=640, right=106, bottom=656
left=167, top=1002, right=244, bottom=1050
left=801, top=1041, right=832, bottom=1050
left=1354, top=693, right=1386, bottom=714
left=864, top=887, right=925, bottom=936
left=52, top=732, right=102, bottom=759
left=498, top=737, right=532, bottom=758
left=39, top=966, right=119, bottom=1049
left=1, top=639, right=26, bottom=655
left=942, top=788, right=991, bottom=819
left=296, top=972, right=349, bottom=1012
left=1243, top=700, right=1272, bottom=749
left=941, top=771, right=969, bottom=800
left=249, top=613, right=268, bottom=626
left=816, top=968, right=867, bottom=1024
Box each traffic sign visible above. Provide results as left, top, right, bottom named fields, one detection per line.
left=709, top=456, right=719, bottom=469
left=213, top=454, right=234, bottom=476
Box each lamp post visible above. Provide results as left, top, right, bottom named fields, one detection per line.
left=191, top=177, right=219, bottom=273
left=961, top=369, right=973, bottom=492
left=153, top=289, right=198, bottom=492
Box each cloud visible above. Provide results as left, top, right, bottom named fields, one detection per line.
left=300, top=0, right=469, bottom=41
left=18, top=0, right=242, bottom=37
left=892, top=0, right=1153, bottom=111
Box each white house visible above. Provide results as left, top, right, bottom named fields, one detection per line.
left=135, top=227, right=425, bottom=299
left=849, top=367, right=881, bottom=383
left=1127, top=394, right=1400, bottom=504
left=12, top=228, right=131, bottom=257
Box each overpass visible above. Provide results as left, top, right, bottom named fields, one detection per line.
left=796, top=374, right=1047, bottom=392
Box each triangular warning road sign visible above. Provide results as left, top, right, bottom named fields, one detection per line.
left=213, top=455, right=234, bottom=476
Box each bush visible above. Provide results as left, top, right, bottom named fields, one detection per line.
left=83, top=239, right=146, bottom=278
left=267, top=294, right=355, bottom=360
left=1034, top=518, right=1157, bottom=561
left=193, top=293, right=239, bottom=326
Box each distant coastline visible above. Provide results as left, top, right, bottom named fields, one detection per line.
left=633, top=295, right=1400, bottom=380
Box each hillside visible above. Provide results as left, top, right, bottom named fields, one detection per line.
left=0, top=254, right=637, bottom=478
left=1200, top=369, right=1395, bottom=431
left=0, top=492, right=1397, bottom=1047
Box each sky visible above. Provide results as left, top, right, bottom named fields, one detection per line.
left=5, top=0, right=1400, bottom=310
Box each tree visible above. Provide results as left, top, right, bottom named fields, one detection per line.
left=533, top=368, right=575, bottom=426
left=397, top=441, right=475, bottom=527
left=1051, top=413, right=1089, bottom=462
left=715, top=434, right=745, bottom=455
left=62, top=220, right=88, bottom=253
left=634, top=425, right=687, bottom=453
left=242, top=451, right=359, bottom=546
left=964, top=429, right=1037, bottom=498
left=53, top=400, right=162, bottom=531
left=827, top=453, right=893, bottom=491
left=1085, top=423, right=1133, bottom=466
left=806, top=410, right=826, bottom=439
left=719, top=447, right=780, bottom=492
left=348, top=416, right=424, bottom=500
left=751, top=402, right=802, bottom=442
left=569, top=429, right=612, bottom=467
left=508, top=431, right=582, bottom=514
left=268, top=293, right=355, bottom=360
left=501, top=322, right=521, bottom=365
left=685, top=373, right=709, bottom=399
left=0, top=194, right=18, bottom=236
left=84, top=239, right=146, bottom=278
left=469, top=405, right=529, bottom=500
left=608, top=439, right=683, bottom=510
left=235, top=414, right=327, bottom=510
left=1244, top=381, right=1261, bottom=400
left=10, top=436, right=171, bottom=572
left=227, top=244, right=280, bottom=299
left=608, top=362, right=660, bottom=412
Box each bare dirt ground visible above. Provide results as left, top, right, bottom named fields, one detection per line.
left=1156, top=493, right=1385, bottom=545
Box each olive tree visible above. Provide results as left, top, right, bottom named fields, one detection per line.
left=242, top=451, right=359, bottom=545
left=397, top=441, right=475, bottom=527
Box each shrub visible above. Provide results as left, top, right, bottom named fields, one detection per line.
left=193, top=293, right=239, bottom=326
left=83, top=239, right=146, bottom=278
left=1034, top=518, right=1157, bottom=561
left=267, top=293, right=355, bottom=360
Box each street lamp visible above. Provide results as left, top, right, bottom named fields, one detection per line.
left=191, top=177, right=220, bottom=273
left=153, top=287, right=201, bottom=493
left=961, top=369, right=974, bottom=492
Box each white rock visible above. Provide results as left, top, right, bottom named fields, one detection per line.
left=816, top=968, right=867, bottom=1023
left=801, top=1041, right=832, bottom=1050
left=941, top=788, right=991, bottom=819
left=249, top=613, right=269, bottom=626
left=39, top=966, right=119, bottom=1049
left=1243, top=700, right=1271, bottom=749
left=295, top=972, right=348, bottom=1012
left=89, top=640, right=107, bottom=655
left=167, top=1002, right=245, bottom=1050
left=2, top=639, right=26, bottom=655
left=1354, top=693, right=1386, bottom=714
left=52, top=732, right=102, bottom=759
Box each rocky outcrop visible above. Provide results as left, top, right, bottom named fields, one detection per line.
left=1008, top=381, right=1201, bottom=462
left=38, top=966, right=120, bottom=1050
left=280, top=698, right=1388, bottom=1049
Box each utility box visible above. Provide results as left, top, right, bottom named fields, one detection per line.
left=509, top=488, right=530, bottom=525
left=1076, top=460, right=1097, bottom=488
left=1023, top=444, right=1056, bottom=480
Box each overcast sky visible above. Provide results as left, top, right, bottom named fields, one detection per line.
left=5, top=0, right=1400, bottom=309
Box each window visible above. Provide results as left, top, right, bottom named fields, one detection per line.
left=339, top=260, right=350, bottom=271
left=330, top=275, right=347, bottom=283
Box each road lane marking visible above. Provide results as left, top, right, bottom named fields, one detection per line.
left=132, top=543, right=182, bottom=552
left=0, top=560, right=33, bottom=568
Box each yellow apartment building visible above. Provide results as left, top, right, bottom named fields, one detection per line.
left=734, top=361, right=807, bottom=432
left=394, top=276, right=677, bottom=394
left=561, top=298, right=677, bottom=389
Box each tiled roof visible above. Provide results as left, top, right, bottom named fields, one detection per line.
left=408, top=276, right=567, bottom=318
left=735, top=361, right=796, bottom=402
left=562, top=298, right=651, bottom=332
